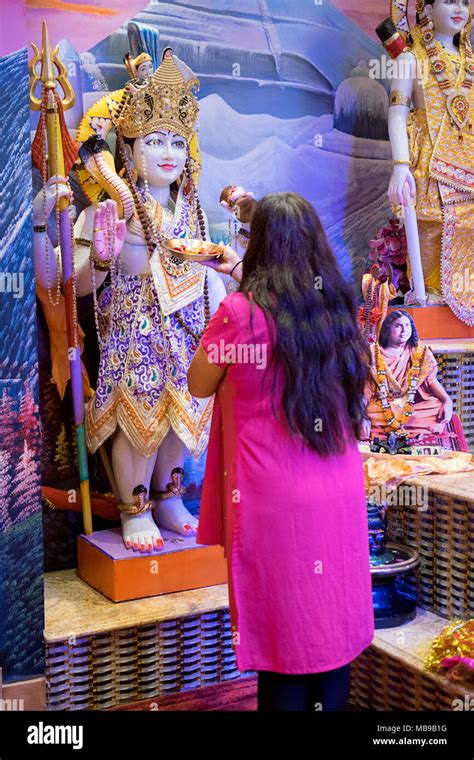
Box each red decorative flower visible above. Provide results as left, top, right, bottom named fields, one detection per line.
left=370, top=308, right=382, bottom=325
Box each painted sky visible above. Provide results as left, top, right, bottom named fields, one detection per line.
left=1, top=0, right=28, bottom=55
left=24, top=0, right=390, bottom=54
left=26, top=0, right=149, bottom=52
left=23, top=0, right=419, bottom=54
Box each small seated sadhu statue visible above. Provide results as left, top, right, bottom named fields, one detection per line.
left=362, top=309, right=453, bottom=441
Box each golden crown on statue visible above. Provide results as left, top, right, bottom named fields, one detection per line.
left=111, top=49, right=200, bottom=141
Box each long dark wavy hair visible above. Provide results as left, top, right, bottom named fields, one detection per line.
left=379, top=309, right=419, bottom=348
left=239, top=192, right=370, bottom=457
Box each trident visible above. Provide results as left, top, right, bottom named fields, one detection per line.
left=29, top=21, right=93, bottom=535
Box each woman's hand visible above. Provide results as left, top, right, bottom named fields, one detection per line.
left=203, top=244, right=243, bottom=282
left=93, top=199, right=126, bottom=262
left=388, top=165, right=416, bottom=207
left=33, top=175, right=73, bottom=226
left=436, top=398, right=453, bottom=424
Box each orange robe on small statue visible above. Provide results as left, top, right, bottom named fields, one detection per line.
left=366, top=341, right=445, bottom=439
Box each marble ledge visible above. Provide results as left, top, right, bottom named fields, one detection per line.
left=44, top=569, right=229, bottom=643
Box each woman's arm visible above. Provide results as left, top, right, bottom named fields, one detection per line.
left=187, top=345, right=227, bottom=398
left=206, top=267, right=227, bottom=315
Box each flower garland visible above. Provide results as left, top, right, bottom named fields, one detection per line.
left=374, top=342, right=427, bottom=432
left=358, top=278, right=382, bottom=342
left=418, top=7, right=474, bottom=136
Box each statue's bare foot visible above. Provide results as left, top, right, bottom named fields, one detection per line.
left=152, top=496, right=198, bottom=537
left=120, top=511, right=164, bottom=553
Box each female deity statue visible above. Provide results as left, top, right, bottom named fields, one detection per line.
left=33, top=49, right=226, bottom=552
left=386, top=0, right=474, bottom=324
left=363, top=310, right=453, bottom=440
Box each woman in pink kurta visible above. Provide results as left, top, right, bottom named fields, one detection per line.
left=188, top=192, right=374, bottom=711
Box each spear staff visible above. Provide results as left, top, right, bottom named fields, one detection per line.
left=29, top=21, right=93, bottom=535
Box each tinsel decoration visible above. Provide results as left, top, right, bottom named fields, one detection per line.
left=424, top=619, right=474, bottom=682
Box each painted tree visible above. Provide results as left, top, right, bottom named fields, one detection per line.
left=18, top=383, right=41, bottom=459
left=53, top=423, right=75, bottom=482
left=10, top=440, right=41, bottom=525
left=0, top=448, right=13, bottom=532
left=0, top=388, right=20, bottom=456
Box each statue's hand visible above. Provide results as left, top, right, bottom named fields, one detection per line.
left=33, top=175, right=73, bottom=226
left=388, top=166, right=416, bottom=207
left=92, top=199, right=126, bottom=261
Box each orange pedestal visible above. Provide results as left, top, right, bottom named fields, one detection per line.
left=77, top=528, right=228, bottom=602
left=388, top=305, right=474, bottom=340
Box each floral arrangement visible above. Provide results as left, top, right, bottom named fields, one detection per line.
left=368, top=218, right=409, bottom=293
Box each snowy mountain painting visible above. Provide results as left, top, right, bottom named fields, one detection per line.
left=37, top=0, right=394, bottom=285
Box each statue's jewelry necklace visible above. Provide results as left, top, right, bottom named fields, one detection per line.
left=132, top=187, right=210, bottom=346
left=419, top=15, right=474, bottom=135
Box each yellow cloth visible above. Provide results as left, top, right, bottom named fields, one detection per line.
left=407, top=108, right=443, bottom=294
left=364, top=450, right=473, bottom=491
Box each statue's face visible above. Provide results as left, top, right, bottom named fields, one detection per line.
left=132, top=130, right=187, bottom=188
left=137, top=60, right=153, bottom=80
left=389, top=316, right=412, bottom=346
left=427, top=0, right=471, bottom=36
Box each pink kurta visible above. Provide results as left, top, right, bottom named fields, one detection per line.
left=197, top=292, right=374, bottom=674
